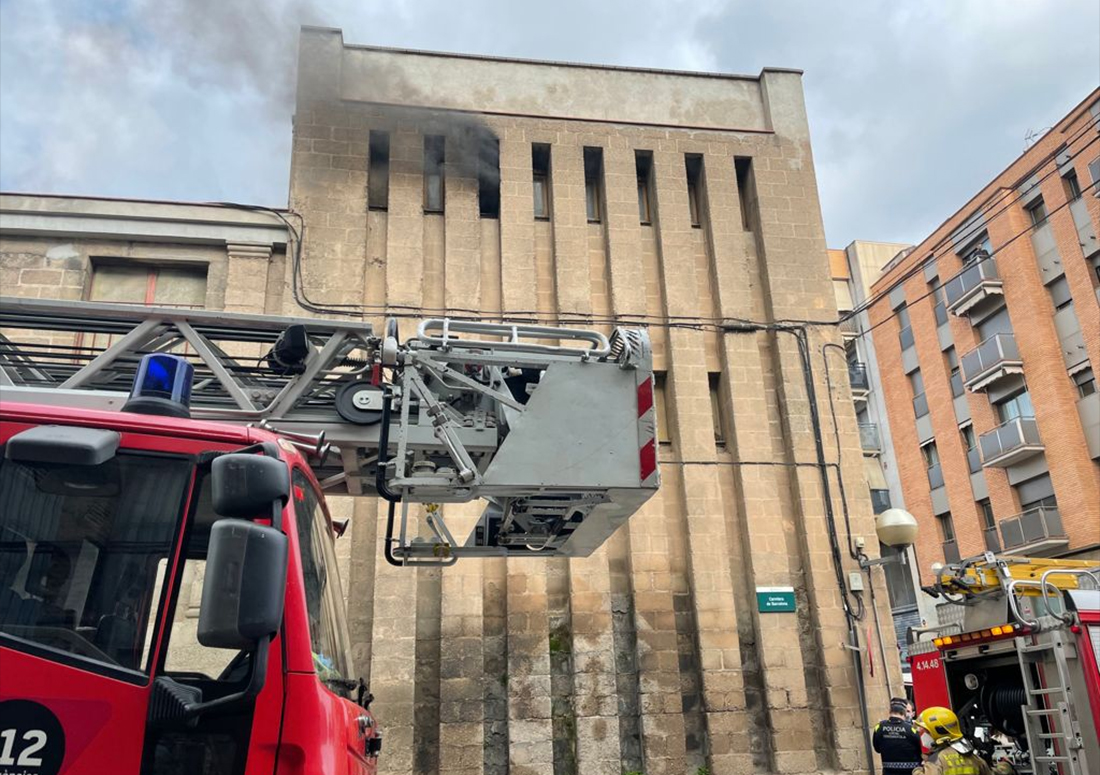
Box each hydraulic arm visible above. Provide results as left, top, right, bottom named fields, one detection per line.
left=0, top=296, right=660, bottom=564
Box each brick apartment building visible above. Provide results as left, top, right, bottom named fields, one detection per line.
left=868, top=90, right=1100, bottom=583
left=1, top=27, right=900, bottom=775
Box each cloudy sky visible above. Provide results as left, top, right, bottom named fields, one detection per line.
left=1, top=0, right=1097, bottom=246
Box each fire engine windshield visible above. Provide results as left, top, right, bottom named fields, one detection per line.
left=0, top=453, right=191, bottom=678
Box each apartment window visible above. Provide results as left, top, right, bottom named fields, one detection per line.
left=910, top=369, right=928, bottom=418
left=897, top=303, right=914, bottom=350
left=946, top=347, right=964, bottom=398
left=1063, top=170, right=1082, bottom=201
left=583, top=147, right=604, bottom=223
left=961, top=423, right=981, bottom=473
left=1073, top=367, right=1096, bottom=397
left=423, top=135, right=445, bottom=213
left=685, top=154, right=704, bottom=228
left=921, top=440, right=940, bottom=470
left=368, top=130, right=390, bottom=211
left=708, top=372, right=727, bottom=447
left=89, top=263, right=207, bottom=309
left=654, top=372, right=671, bottom=445
left=1026, top=197, right=1047, bottom=227
left=976, top=305, right=1012, bottom=342
left=923, top=439, right=944, bottom=491
left=532, top=144, right=551, bottom=220
left=960, top=424, right=976, bottom=451
left=636, top=151, right=653, bottom=225
left=478, top=137, right=500, bottom=218
left=937, top=512, right=956, bottom=542
left=932, top=279, right=949, bottom=326
left=1048, top=276, right=1073, bottom=310
left=734, top=156, right=756, bottom=231
left=1016, top=473, right=1057, bottom=514
left=961, top=236, right=993, bottom=265
left=995, top=389, right=1034, bottom=423
left=978, top=499, right=995, bottom=530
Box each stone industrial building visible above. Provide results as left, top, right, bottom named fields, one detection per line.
left=868, top=90, right=1100, bottom=582
left=0, top=27, right=901, bottom=775
left=287, top=28, right=896, bottom=775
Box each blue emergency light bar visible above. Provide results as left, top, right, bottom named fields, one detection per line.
left=122, top=353, right=194, bottom=418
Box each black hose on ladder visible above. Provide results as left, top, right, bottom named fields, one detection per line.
left=376, top=385, right=404, bottom=567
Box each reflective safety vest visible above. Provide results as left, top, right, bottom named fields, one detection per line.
left=914, top=746, right=994, bottom=775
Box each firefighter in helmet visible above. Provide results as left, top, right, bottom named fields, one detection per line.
left=912, top=706, right=994, bottom=775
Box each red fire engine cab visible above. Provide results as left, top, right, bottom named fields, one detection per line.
left=909, top=554, right=1100, bottom=775
left=0, top=297, right=659, bottom=774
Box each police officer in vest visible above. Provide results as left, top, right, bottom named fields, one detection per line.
left=873, top=697, right=923, bottom=773
left=913, top=706, right=994, bottom=775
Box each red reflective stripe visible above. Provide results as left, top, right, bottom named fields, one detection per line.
left=637, top=377, right=653, bottom=418
left=639, top=438, right=657, bottom=481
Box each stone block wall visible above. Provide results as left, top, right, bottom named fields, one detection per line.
left=284, top=29, right=900, bottom=775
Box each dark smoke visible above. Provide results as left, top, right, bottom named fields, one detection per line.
left=155, top=1, right=502, bottom=182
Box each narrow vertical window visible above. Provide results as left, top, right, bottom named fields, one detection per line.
left=478, top=137, right=500, bottom=218
left=583, top=147, right=604, bottom=223
left=423, top=135, right=445, bottom=213
left=368, top=130, right=390, bottom=211
left=708, top=372, right=726, bottom=446
left=1063, top=170, right=1082, bottom=201
left=654, top=371, right=671, bottom=445
left=685, top=154, right=703, bottom=227
left=532, top=143, right=551, bottom=219
left=636, top=151, right=653, bottom=225
left=734, top=156, right=756, bottom=231
left=1026, top=197, right=1047, bottom=226
left=937, top=512, right=956, bottom=542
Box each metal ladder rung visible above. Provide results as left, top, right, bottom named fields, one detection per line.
left=1034, top=755, right=1073, bottom=762
left=1027, top=686, right=1067, bottom=695
left=1026, top=707, right=1063, bottom=716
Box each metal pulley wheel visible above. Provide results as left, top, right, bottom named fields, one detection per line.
left=336, top=381, right=385, bottom=424
left=382, top=317, right=400, bottom=366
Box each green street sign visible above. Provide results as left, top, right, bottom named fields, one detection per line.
left=756, top=586, right=796, bottom=613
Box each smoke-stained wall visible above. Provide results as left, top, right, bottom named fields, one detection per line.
left=292, top=27, right=899, bottom=775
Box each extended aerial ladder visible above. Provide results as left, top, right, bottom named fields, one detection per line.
left=0, top=295, right=660, bottom=565
left=911, top=554, right=1100, bottom=775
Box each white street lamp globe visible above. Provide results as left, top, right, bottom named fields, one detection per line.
left=875, top=508, right=919, bottom=548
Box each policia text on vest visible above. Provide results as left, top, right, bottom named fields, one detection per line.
left=873, top=717, right=922, bottom=772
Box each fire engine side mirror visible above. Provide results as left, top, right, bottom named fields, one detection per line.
left=198, top=519, right=288, bottom=650
left=210, top=453, right=290, bottom=518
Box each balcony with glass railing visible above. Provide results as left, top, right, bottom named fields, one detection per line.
left=942, top=540, right=961, bottom=564
left=944, top=257, right=1004, bottom=316
left=859, top=423, right=881, bottom=454
left=979, top=417, right=1043, bottom=468
left=961, top=333, right=1024, bottom=392
left=983, top=526, right=1001, bottom=553
left=999, top=506, right=1067, bottom=555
